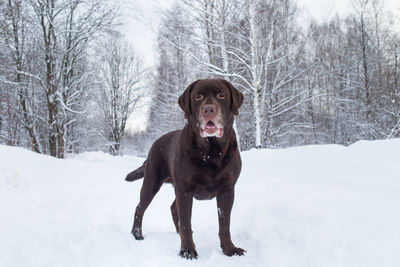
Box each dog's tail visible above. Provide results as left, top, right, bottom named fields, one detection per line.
left=125, top=161, right=146, bottom=182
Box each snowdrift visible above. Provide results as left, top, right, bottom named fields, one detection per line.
left=1, top=140, right=400, bottom=267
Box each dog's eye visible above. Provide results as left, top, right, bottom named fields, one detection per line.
left=194, top=94, right=203, bottom=101
left=217, top=92, right=225, bottom=99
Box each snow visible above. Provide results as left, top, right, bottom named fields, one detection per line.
left=1, top=139, right=400, bottom=267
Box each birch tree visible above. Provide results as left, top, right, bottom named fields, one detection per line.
left=152, top=0, right=312, bottom=149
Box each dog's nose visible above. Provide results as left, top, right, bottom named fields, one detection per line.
left=201, top=104, right=216, bottom=117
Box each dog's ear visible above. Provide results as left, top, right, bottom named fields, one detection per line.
left=220, top=79, right=244, bottom=116
left=178, top=80, right=200, bottom=118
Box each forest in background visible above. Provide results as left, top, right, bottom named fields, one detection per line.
left=1, top=0, right=399, bottom=156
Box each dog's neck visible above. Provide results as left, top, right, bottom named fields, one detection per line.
left=184, top=121, right=237, bottom=162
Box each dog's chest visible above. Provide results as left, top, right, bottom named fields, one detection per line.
left=190, top=171, right=231, bottom=200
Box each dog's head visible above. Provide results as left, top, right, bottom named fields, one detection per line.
left=178, top=79, right=243, bottom=138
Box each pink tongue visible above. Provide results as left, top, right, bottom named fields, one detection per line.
left=206, top=121, right=216, bottom=129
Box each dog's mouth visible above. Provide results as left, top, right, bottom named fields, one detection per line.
left=200, top=120, right=223, bottom=138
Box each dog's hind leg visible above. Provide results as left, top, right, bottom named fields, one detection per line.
left=131, top=168, right=163, bottom=240
left=170, top=199, right=179, bottom=233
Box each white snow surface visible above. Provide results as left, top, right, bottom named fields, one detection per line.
left=1, top=139, right=400, bottom=267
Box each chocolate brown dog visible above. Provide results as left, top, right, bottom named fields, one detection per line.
left=125, top=79, right=245, bottom=259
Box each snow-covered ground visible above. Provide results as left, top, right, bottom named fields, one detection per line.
left=1, top=139, right=400, bottom=267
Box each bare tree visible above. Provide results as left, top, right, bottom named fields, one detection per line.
left=96, top=35, right=144, bottom=155
left=0, top=0, right=43, bottom=152
left=26, top=0, right=115, bottom=157
left=2, top=0, right=399, bottom=153
left=146, top=4, right=198, bottom=145
left=156, top=0, right=309, bottom=149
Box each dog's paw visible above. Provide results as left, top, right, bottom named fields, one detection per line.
left=222, top=246, right=246, bottom=257
left=132, top=229, right=144, bottom=240
left=179, top=248, right=198, bottom=260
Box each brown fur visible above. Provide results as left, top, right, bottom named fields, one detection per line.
left=125, top=79, right=245, bottom=259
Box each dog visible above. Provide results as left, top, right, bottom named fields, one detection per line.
left=125, top=79, right=245, bottom=259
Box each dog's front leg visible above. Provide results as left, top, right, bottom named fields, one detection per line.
left=176, top=190, right=198, bottom=259
left=217, top=189, right=246, bottom=256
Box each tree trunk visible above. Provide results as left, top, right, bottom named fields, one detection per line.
left=360, top=13, right=371, bottom=119
left=248, top=0, right=262, bottom=148
left=57, top=126, right=65, bottom=158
